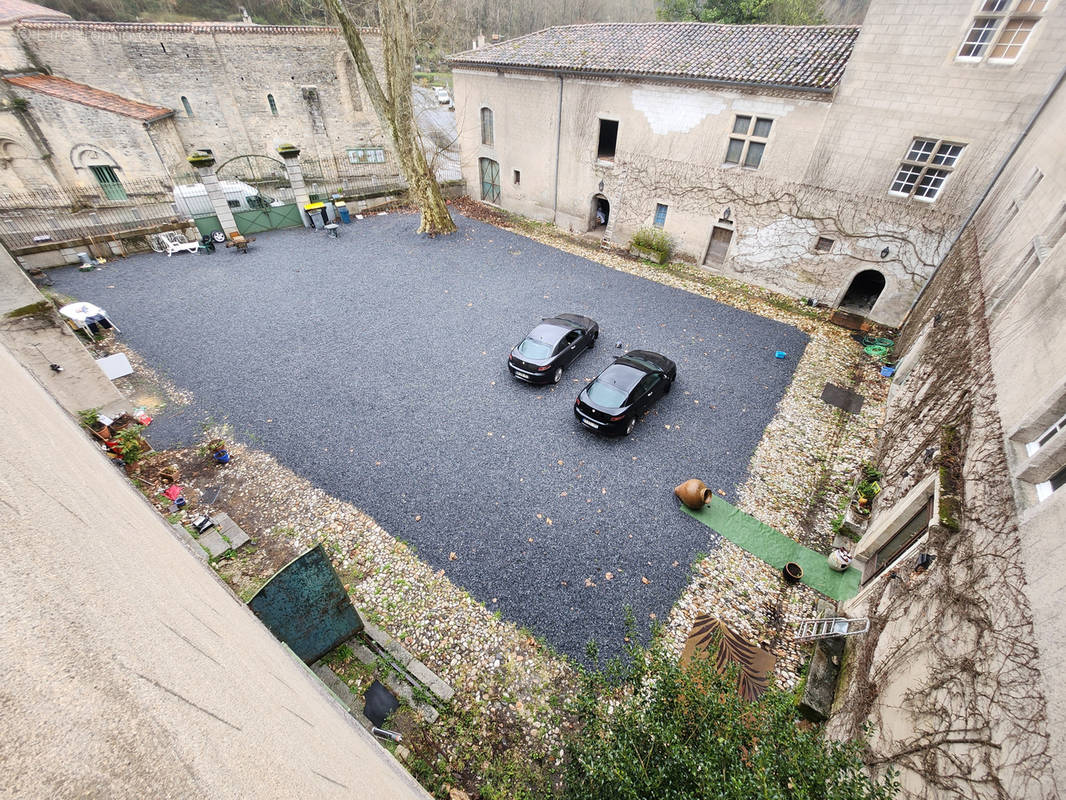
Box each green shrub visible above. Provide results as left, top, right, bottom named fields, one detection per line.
left=630, top=227, right=674, bottom=259
left=565, top=632, right=898, bottom=800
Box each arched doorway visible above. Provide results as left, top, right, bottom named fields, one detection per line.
left=839, top=270, right=886, bottom=314
left=589, top=194, right=609, bottom=232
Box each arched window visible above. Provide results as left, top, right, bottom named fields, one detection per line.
left=480, top=107, right=493, bottom=146
left=181, top=96, right=193, bottom=117
left=267, top=94, right=278, bottom=116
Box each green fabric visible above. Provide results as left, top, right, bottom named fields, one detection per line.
left=682, top=498, right=861, bottom=603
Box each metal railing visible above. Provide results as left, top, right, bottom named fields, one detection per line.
left=0, top=201, right=186, bottom=251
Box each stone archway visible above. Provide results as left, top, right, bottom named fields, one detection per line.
left=589, top=193, right=610, bottom=233
left=69, top=143, right=119, bottom=170
left=839, top=269, right=886, bottom=314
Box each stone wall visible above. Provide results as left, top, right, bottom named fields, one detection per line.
left=453, top=67, right=958, bottom=325
left=11, top=21, right=390, bottom=174
left=828, top=73, right=1066, bottom=800
left=453, top=0, right=1066, bottom=326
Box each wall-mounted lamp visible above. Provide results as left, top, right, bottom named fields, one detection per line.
left=722, top=207, right=732, bottom=221
left=598, top=180, right=604, bottom=193
left=914, top=552, right=936, bottom=573
left=880, top=246, right=890, bottom=259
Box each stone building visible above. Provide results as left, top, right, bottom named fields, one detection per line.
left=829, top=60, right=1066, bottom=798
left=0, top=0, right=391, bottom=197
left=450, top=1, right=1066, bottom=325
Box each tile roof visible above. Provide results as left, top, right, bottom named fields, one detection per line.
left=0, top=0, right=69, bottom=23
left=4, top=74, right=173, bottom=122
left=17, top=20, right=374, bottom=35
left=449, top=22, right=860, bottom=92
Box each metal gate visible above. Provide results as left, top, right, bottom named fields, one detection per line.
left=233, top=203, right=303, bottom=234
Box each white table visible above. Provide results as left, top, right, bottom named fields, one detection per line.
left=59, top=302, right=120, bottom=338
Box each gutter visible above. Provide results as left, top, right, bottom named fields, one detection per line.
left=552, top=73, right=563, bottom=224
left=143, top=117, right=173, bottom=182
left=449, top=63, right=838, bottom=96
left=902, top=60, right=1066, bottom=326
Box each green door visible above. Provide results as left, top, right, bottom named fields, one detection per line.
left=89, top=165, right=127, bottom=201
left=479, top=157, right=500, bottom=204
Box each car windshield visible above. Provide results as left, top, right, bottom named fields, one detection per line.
left=517, top=338, right=553, bottom=359
left=586, top=364, right=644, bottom=408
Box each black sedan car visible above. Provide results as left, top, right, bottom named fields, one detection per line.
left=508, top=314, right=599, bottom=385
left=574, top=350, right=677, bottom=435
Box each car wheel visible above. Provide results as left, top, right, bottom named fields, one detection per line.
left=664, top=379, right=672, bottom=394
left=210, top=230, right=227, bottom=244
left=552, top=367, right=563, bottom=384
left=623, top=417, right=635, bottom=436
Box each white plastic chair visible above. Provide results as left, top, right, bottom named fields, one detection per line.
left=159, top=231, right=199, bottom=256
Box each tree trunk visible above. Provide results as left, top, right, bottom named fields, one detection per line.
left=326, top=0, right=457, bottom=235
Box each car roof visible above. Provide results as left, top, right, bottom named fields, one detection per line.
left=525, top=322, right=569, bottom=344
left=618, top=350, right=670, bottom=373
left=592, top=363, right=645, bottom=393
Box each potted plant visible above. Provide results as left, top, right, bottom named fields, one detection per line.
left=77, top=407, right=111, bottom=440
left=629, top=228, right=673, bottom=264
left=116, top=425, right=151, bottom=473
left=207, top=438, right=230, bottom=464
left=783, top=562, right=803, bottom=584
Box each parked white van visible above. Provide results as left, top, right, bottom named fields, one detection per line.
left=173, top=180, right=283, bottom=218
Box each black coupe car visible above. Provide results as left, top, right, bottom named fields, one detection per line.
left=574, top=350, right=677, bottom=435
left=508, top=314, right=599, bottom=385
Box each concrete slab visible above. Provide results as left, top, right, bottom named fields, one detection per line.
left=312, top=663, right=357, bottom=712
left=198, top=529, right=229, bottom=559
left=406, top=659, right=454, bottom=702
left=171, top=523, right=208, bottom=561
left=213, top=511, right=251, bottom=550
left=363, top=622, right=414, bottom=666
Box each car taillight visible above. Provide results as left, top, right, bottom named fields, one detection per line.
left=537, top=365, right=551, bottom=371
left=610, top=415, right=624, bottom=421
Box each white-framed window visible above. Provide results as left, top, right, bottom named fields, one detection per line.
left=347, top=147, right=386, bottom=164
left=653, top=203, right=668, bottom=228
left=1036, top=464, right=1066, bottom=501
left=814, top=236, right=835, bottom=253
left=957, top=0, right=1046, bottom=63
left=889, top=138, right=965, bottom=202
left=724, top=115, right=772, bottom=169
left=1027, top=411, right=1066, bottom=456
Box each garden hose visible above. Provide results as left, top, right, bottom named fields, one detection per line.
left=864, top=344, right=891, bottom=359
left=861, top=336, right=894, bottom=348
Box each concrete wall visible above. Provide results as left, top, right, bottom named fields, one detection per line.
left=0, top=337, right=430, bottom=799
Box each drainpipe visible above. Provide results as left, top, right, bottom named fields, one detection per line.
left=552, top=73, right=563, bottom=224
left=902, top=62, right=1066, bottom=327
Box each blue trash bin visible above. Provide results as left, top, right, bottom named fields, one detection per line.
left=336, top=201, right=351, bottom=224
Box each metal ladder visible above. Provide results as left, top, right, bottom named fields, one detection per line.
left=794, top=617, right=870, bottom=642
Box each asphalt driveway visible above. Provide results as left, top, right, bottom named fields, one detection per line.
left=53, top=212, right=808, bottom=661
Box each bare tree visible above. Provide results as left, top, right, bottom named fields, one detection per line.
left=325, top=0, right=457, bottom=235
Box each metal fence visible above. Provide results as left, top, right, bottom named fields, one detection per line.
left=299, top=153, right=407, bottom=200
left=0, top=201, right=185, bottom=251
left=0, top=177, right=173, bottom=212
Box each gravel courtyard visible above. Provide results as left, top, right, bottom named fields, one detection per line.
left=53, top=212, right=808, bottom=660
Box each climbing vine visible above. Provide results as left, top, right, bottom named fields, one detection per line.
left=826, top=228, right=1056, bottom=799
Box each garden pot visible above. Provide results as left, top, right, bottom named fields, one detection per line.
left=89, top=423, right=112, bottom=441
left=783, top=562, right=803, bottom=584
left=629, top=245, right=667, bottom=264
left=674, top=478, right=713, bottom=510
left=212, top=449, right=230, bottom=464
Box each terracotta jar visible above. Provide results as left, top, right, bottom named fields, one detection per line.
left=674, top=478, right=713, bottom=510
